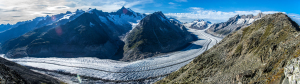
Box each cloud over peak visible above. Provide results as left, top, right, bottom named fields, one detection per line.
left=0, top=0, right=153, bottom=24
left=165, top=7, right=281, bottom=23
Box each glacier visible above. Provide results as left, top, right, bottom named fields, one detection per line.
left=3, top=28, right=222, bottom=83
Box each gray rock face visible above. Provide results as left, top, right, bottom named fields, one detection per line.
left=122, top=12, right=193, bottom=61
left=284, top=57, right=300, bottom=84
left=206, top=13, right=265, bottom=37
left=184, top=19, right=212, bottom=30
left=0, top=63, right=25, bottom=84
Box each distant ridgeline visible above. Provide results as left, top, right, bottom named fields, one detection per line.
left=0, top=7, right=194, bottom=62
left=206, top=13, right=265, bottom=38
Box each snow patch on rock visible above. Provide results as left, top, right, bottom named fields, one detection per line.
left=90, top=22, right=95, bottom=27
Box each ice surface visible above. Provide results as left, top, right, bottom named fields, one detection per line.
left=237, top=19, right=246, bottom=24
left=248, top=19, right=255, bottom=24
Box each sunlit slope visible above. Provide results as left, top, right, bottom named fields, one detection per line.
left=156, top=13, right=300, bottom=84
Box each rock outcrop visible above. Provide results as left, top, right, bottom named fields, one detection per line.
left=284, top=57, right=300, bottom=84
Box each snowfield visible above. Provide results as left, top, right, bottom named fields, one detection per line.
left=4, top=28, right=222, bottom=83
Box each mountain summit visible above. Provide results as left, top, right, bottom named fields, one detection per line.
left=122, top=11, right=194, bottom=61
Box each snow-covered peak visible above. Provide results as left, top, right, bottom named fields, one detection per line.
left=235, top=13, right=265, bottom=25
left=76, top=9, right=84, bottom=13
left=169, top=18, right=182, bottom=24
left=66, top=11, right=72, bottom=14
left=86, top=8, right=97, bottom=13
left=193, top=19, right=205, bottom=22
left=184, top=19, right=212, bottom=30
left=126, top=8, right=134, bottom=13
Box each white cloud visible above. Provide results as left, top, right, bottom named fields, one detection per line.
left=175, top=0, right=187, bottom=2
left=189, top=7, right=202, bottom=10
left=288, top=13, right=300, bottom=26
left=168, top=2, right=175, bottom=5
left=165, top=7, right=282, bottom=23
left=0, top=0, right=153, bottom=24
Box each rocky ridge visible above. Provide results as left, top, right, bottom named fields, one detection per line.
left=156, top=13, right=300, bottom=84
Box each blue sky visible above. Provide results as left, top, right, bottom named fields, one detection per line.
left=143, top=0, right=300, bottom=13
left=0, top=0, right=299, bottom=24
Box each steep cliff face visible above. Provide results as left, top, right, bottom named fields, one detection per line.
left=156, top=13, right=300, bottom=84
left=206, top=13, right=265, bottom=37
left=122, top=12, right=193, bottom=61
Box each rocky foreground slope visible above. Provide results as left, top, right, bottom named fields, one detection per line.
left=123, top=12, right=193, bottom=61
left=0, top=57, right=61, bottom=84
left=156, top=13, right=300, bottom=84
left=206, top=13, right=265, bottom=37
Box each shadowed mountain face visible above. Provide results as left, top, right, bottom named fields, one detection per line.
left=156, top=13, right=300, bottom=84
left=206, top=13, right=265, bottom=37
left=2, top=13, right=121, bottom=59
left=1, top=7, right=146, bottom=60
left=0, top=10, right=85, bottom=45
left=0, top=57, right=61, bottom=84
left=0, top=24, right=12, bottom=32
left=122, top=12, right=193, bottom=61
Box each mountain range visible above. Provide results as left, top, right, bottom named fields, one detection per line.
left=206, top=13, right=265, bottom=37
left=1, top=7, right=147, bottom=60
left=1, top=5, right=300, bottom=84
left=184, top=19, right=212, bottom=30
left=0, top=7, right=193, bottom=62
left=0, top=10, right=86, bottom=46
